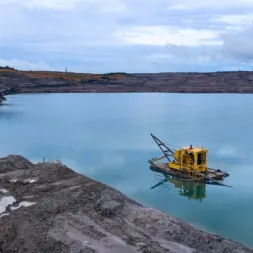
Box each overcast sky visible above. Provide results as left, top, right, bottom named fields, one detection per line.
left=0, top=0, right=253, bottom=73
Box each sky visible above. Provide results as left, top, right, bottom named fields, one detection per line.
left=0, top=0, right=253, bottom=73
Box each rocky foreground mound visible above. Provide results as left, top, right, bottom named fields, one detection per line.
left=0, top=155, right=252, bottom=253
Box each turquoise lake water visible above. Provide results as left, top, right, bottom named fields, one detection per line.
left=0, top=93, right=253, bottom=247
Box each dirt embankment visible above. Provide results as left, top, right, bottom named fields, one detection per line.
left=1, top=69, right=253, bottom=95
left=0, top=155, right=252, bottom=253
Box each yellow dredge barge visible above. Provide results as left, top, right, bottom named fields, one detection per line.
left=148, top=134, right=230, bottom=187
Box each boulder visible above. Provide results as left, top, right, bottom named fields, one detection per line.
left=0, top=155, right=34, bottom=174
left=37, top=162, right=78, bottom=183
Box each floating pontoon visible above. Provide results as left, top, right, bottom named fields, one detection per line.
left=148, top=134, right=230, bottom=187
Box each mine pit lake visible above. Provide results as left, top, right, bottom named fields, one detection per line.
left=0, top=93, right=253, bottom=247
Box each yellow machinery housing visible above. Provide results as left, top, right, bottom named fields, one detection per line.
left=149, top=134, right=230, bottom=186
left=168, top=145, right=208, bottom=174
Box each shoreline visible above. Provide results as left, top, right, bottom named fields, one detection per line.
left=0, top=155, right=252, bottom=253
left=0, top=92, right=6, bottom=102
left=1, top=69, right=253, bottom=95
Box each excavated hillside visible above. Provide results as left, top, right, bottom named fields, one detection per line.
left=0, top=155, right=252, bottom=253
left=1, top=69, right=253, bottom=94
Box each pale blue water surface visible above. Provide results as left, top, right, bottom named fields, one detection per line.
left=0, top=93, right=253, bottom=247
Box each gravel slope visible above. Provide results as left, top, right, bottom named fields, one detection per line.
left=0, top=155, right=252, bottom=253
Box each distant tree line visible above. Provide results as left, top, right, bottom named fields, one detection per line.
left=0, top=66, right=15, bottom=70
left=103, top=72, right=130, bottom=76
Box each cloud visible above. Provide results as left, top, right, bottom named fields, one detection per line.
left=0, top=59, right=52, bottom=71
left=0, top=0, right=253, bottom=72
left=167, top=0, right=253, bottom=10
left=116, top=26, right=222, bottom=46
left=168, top=5, right=187, bottom=10
left=1, top=0, right=81, bottom=10
left=222, top=27, right=253, bottom=61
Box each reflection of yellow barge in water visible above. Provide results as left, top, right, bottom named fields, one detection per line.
left=148, top=134, right=231, bottom=187
left=151, top=174, right=207, bottom=201
left=168, top=177, right=206, bottom=200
